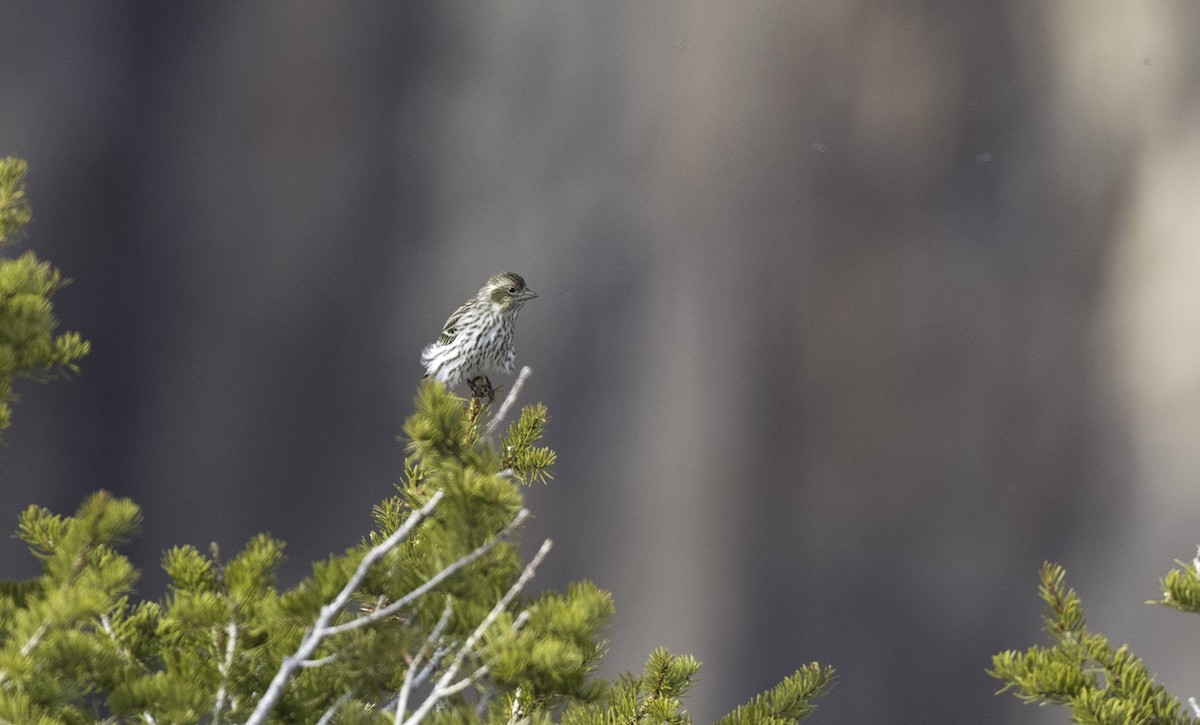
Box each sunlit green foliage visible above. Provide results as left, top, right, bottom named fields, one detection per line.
left=501, top=403, right=556, bottom=485
left=0, top=157, right=90, bottom=434
left=1155, top=549, right=1200, bottom=616
left=990, top=562, right=1197, bottom=724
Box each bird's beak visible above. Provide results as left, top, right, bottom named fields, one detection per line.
left=518, top=289, right=538, bottom=301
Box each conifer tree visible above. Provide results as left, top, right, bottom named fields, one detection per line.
left=0, top=158, right=834, bottom=723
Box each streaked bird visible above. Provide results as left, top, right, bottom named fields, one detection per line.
left=421, top=272, right=537, bottom=401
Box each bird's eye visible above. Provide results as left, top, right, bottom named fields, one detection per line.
left=508, top=287, right=517, bottom=294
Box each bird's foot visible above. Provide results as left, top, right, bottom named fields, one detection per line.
left=468, top=376, right=497, bottom=403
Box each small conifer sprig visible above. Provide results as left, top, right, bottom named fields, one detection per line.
left=559, top=648, right=834, bottom=725
left=0, top=157, right=34, bottom=242
left=1154, top=546, right=1200, bottom=615
left=0, top=157, right=90, bottom=434
left=565, top=647, right=703, bottom=724
left=501, top=402, right=556, bottom=485
left=990, top=562, right=1197, bottom=724
left=713, top=663, right=836, bottom=724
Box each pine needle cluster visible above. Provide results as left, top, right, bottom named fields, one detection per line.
left=560, top=648, right=833, bottom=725
left=1154, top=548, right=1200, bottom=616
left=990, top=562, right=1198, bottom=724
left=499, top=403, right=556, bottom=485
left=0, top=157, right=90, bottom=433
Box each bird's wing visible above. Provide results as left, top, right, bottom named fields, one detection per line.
left=436, top=302, right=469, bottom=345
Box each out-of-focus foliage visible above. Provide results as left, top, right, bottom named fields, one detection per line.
left=0, top=157, right=90, bottom=434
left=991, top=562, right=1197, bottom=724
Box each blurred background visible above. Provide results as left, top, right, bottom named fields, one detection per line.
left=3, top=2, right=1200, bottom=722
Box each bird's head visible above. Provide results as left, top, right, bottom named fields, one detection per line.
left=484, top=272, right=538, bottom=311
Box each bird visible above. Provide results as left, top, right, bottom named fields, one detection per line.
left=421, top=272, right=538, bottom=401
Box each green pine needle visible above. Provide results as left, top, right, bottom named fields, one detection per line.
left=990, top=562, right=1196, bottom=724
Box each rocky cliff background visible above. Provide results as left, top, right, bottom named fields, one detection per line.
left=3, top=3, right=1200, bottom=722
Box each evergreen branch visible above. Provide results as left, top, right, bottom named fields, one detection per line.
left=324, top=508, right=532, bottom=637
left=1154, top=545, right=1200, bottom=613
left=401, top=537, right=554, bottom=725
left=484, top=365, right=532, bottom=438
left=245, top=490, right=446, bottom=725
left=499, top=403, right=556, bottom=485
left=0, top=157, right=32, bottom=244
left=991, top=563, right=1196, bottom=723
left=713, top=662, right=835, bottom=723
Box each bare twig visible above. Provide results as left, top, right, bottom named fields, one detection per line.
left=315, top=691, right=353, bottom=725
left=483, top=366, right=532, bottom=438
left=508, top=686, right=527, bottom=725
left=394, top=599, right=455, bottom=721
left=512, top=610, right=530, bottom=632
left=300, top=654, right=336, bottom=669
left=19, top=622, right=46, bottom=657
left=413, top=646, right=450, bottom=689
left=212, top=619, right=238, bottom=723
left=401, top=538, right=554, bottom=725
left=324, top=509, right=531, bottom=638
left=245, top=490, right=446, bottom=725
left=434, top=661, right=490, bottom=698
